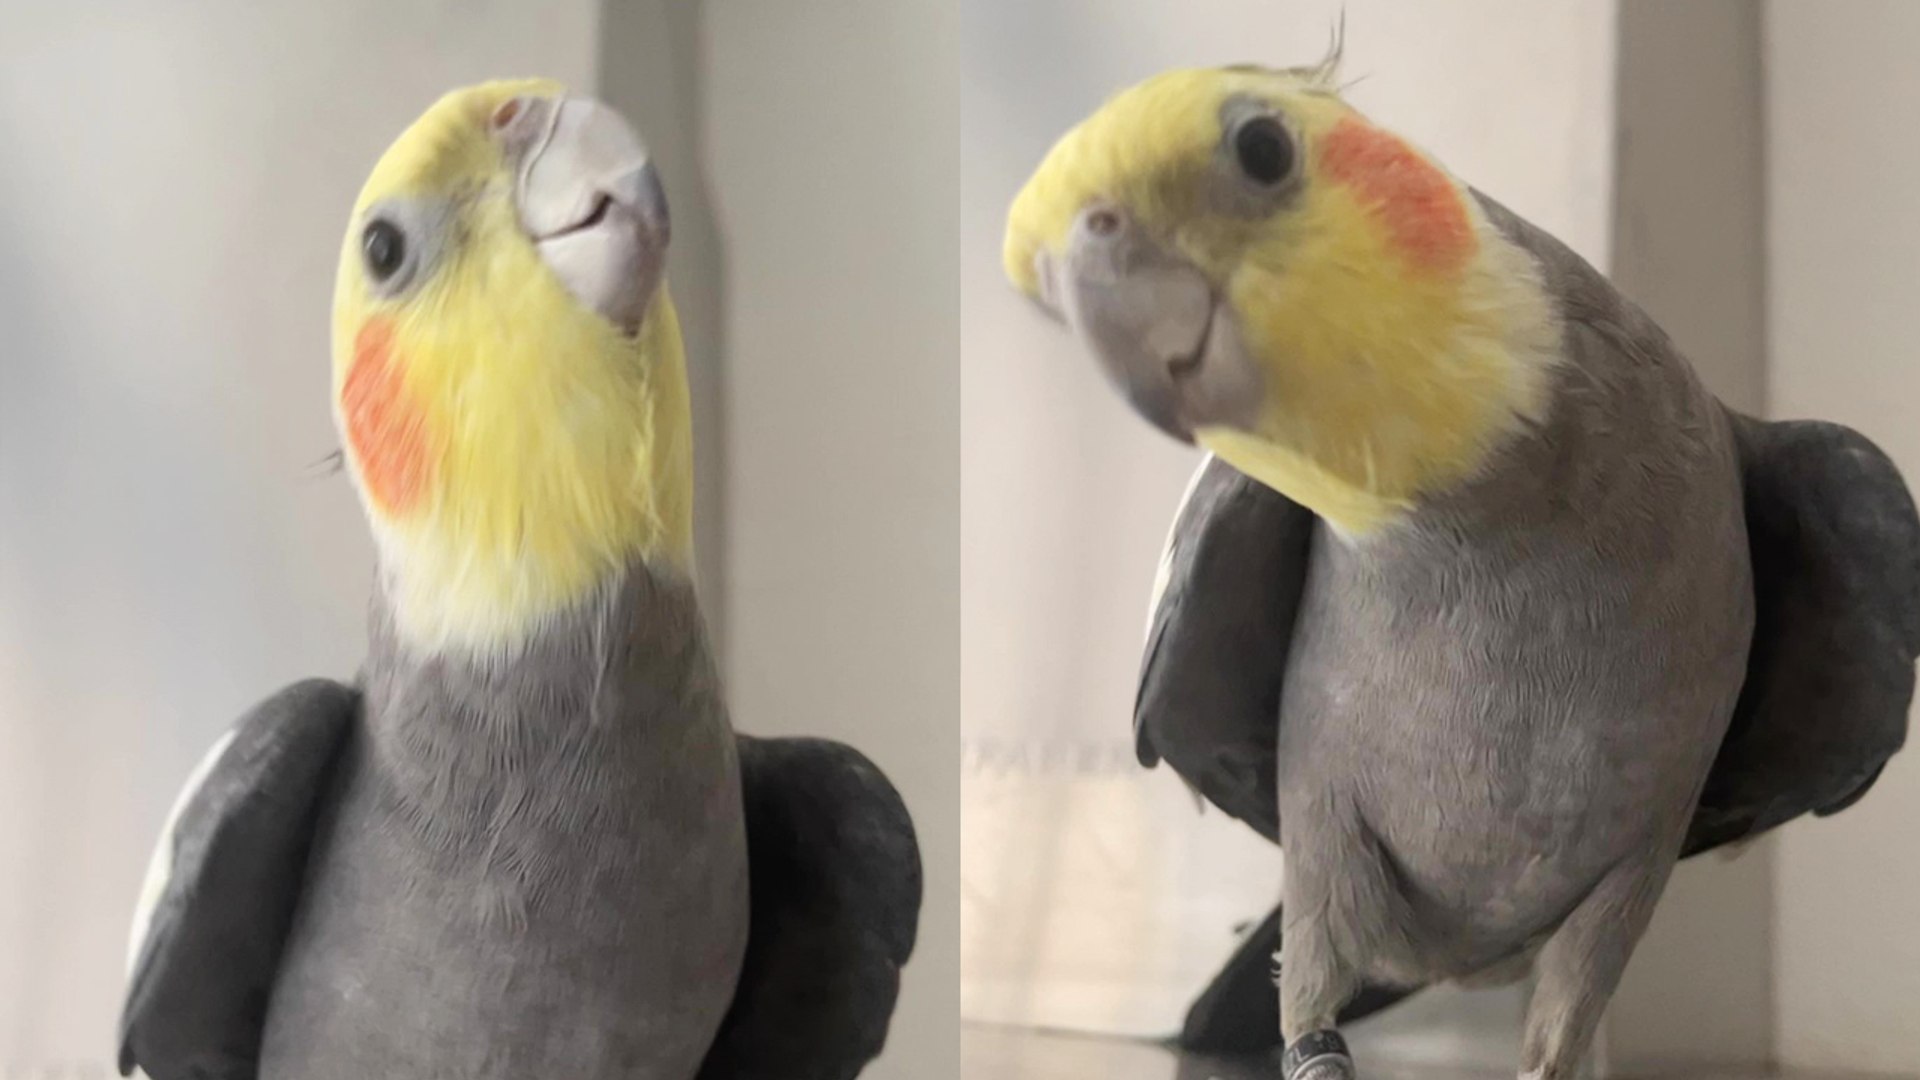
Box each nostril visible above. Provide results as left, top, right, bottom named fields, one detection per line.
left=1085, top=207, right=1123, bottom=237
left=491, top=97, right=525, bottom=131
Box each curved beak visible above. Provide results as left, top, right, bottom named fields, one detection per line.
left=500, top=94, right=670, bottom=335
left=1033, top=204, right=1261, bottom=443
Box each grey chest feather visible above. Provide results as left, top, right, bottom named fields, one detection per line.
left=259, top=564, right=750, bottom=1080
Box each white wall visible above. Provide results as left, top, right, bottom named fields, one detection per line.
left=959, top=0, right=1618, bottom=1065
left=0, top=1, right=601, bottom=1066
left=699, top=2, right=961, bottom=1076
left=1766, top=1, right=1920, bottom=1071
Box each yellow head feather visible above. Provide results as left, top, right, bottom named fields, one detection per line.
left=1006, top=65, right=1561, bottom=535
left=332, top=80, right=695, bottom=652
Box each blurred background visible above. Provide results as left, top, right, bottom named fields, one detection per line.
left=0, top=2, right=956, bottom=1077
left=962, top=0, right=1920, bottom=1077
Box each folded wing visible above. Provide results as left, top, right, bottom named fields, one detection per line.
left=1685, top=414, right=1920, bottom=856
left=119, top=679, right=358, bottom=1079
left=697, top=736, right=921, bottom=1080
left=1135, top=454, right=1317, bottom=842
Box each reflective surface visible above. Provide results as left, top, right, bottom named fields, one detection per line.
left=959, top=1024, right=1909, bottom=1080
left=960, top=1025, right=1483, bottom=1080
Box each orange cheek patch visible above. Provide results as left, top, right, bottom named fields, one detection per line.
left=1319, top=117, right=1475, bottom=274
left=341, top=319, right=433, bottom=515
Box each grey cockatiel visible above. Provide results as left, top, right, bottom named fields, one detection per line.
left=119, top=80, right=920, bottom=1080
left=1004, top=61, right=1918, bottom=1079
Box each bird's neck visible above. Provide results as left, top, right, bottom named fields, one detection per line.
left=1200, top=215, right=1562, bottom=537
left=370, top=292, right=698, bottom=656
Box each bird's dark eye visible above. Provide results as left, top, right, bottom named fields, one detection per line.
left=1232, top=117, right=1294, bottom=186
left=362, top=219, right=406, bottom=282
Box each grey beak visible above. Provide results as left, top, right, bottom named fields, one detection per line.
left=1049, top=204, right=1261, bottom=443
left=505, top=95, right=670, bottom=334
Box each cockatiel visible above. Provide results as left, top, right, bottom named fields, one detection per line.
left=119, top=80, right=920, bottom=1080
left=1005, top=56, right=1920, bottom=1080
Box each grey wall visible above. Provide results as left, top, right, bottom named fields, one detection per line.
left=0, top=1, right=601, bottom=1066
left=700, top=1, right=961, bottom=1075
left=1766, top=1, right=1920, bottom=1070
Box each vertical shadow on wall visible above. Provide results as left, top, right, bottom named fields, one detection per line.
left=1604, top=0, right=1772, bottom=1072
left=596, top=0, right=732, bottom=651
left=1611, top=0, right=1768, bottom=415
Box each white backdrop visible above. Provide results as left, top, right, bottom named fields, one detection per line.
left=959, top=0, right=1619, bottom=1058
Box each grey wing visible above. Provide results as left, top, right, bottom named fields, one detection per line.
left=1684, top=414, right=1920, bottom=857
left=1135, top=453, right=1317, bottom=842
left=697, top=735, right=921, bottom=1080
left=1137, top=457, right=1412, bottom=1051
left=119, top=678, right=358, bottom=1079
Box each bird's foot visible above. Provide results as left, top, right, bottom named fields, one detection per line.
left=1282, top=1030, right=1355, bottom=1080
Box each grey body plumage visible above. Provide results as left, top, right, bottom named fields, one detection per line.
left=260, top=565, right=749, bottom=1079
left=1140, top=198, right=1919, bottom=1060
left=122, top=563, right=920, bottom=1080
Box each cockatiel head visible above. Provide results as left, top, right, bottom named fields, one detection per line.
left=1005, top=59, right=1563, bottom=535
left=333, top=80, right=690, bottom=652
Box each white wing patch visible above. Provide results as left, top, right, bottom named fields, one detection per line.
left=127, top=727, right=239, bottom=974
left=1145, top=455, right=1214, bottom=642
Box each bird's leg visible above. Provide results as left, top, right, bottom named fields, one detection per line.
left=1277, top=877, right=1361, bottom=1080
left=1518, top=855, right=1676, bottom=1080
left=1282, top=1028, right=1357, bottom=1080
